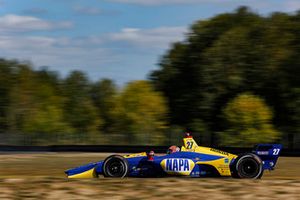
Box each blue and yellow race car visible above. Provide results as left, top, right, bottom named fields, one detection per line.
left=65, top=133, right=282, bottom=179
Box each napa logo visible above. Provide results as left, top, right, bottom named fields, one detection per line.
left=160, top=158, right=195, bottom=175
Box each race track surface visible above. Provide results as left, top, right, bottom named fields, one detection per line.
left=0, top=153, right=299, bottom=199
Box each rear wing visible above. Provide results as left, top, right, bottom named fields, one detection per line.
left=253, top=144, right=282, bottom=170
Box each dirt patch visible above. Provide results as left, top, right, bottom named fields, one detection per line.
left=0, top=178, right=299, bottom=200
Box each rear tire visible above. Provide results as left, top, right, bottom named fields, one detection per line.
left=102, top=155, right=129, bottom=178
left=231, top=153, right=263, bottom=179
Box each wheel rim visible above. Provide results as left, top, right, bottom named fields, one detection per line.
left=239, top=158, right=260, bottom=178
left=106, top=158, right=126, bottom=177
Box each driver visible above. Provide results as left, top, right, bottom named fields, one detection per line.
left=167, top=145, right=180, bottom=154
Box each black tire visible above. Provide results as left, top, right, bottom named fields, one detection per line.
left=231, top=153, right=263, bottom=179
left=102, top=155, right=129, bottom=178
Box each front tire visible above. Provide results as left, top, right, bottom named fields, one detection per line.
left=102, top=155, right=129, bottom=178
left=231, top=153, right=263, bottom=179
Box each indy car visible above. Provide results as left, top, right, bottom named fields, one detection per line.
left=65, top=133, right=282, bottom=179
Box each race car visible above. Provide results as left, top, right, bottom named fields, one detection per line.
left=65, top=133, right=282, bottom=179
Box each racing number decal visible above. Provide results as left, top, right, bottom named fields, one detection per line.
left=273, top=148, right=280, bottom=155
left=186, top=141, right=194, bottom=149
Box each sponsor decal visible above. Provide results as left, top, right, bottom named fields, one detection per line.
left=161, top=158, right=195, bottom=175
left=124, top=152, right=147, bottom=158
left=200, top=171, right=206, bottom=175
left=257, top=151, right=269, bottom=155
left=210, top=148, right=229, bottom=156
left=224, top=158, right=229, bottom=163
left=166, top=159, right=189, bottom=171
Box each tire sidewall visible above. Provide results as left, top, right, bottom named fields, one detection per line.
left=233, top=153, right=263, bottom=179
left=102, top=155, right=129, bottom=178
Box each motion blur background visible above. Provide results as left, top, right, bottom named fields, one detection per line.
left=0, top=2, right=299, bottom=149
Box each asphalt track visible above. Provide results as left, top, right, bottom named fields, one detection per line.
left=0, top=153, right=299, bottom=199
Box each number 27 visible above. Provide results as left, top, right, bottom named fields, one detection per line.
left=187, top=141, right=193, bottom=149
left=273, top=148, right=280, bottom=155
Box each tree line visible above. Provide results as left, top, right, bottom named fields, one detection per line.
left=0, top=60, right=168, bottom=145
left=150, top=7, right=299, bottom=148
left=0, top=7, right=299, bottom=147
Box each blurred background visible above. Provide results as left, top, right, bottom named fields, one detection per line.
left=0, top=3, right=299, bottom=149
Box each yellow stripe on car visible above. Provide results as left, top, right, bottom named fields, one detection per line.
left=68, top=168, right=98, bottom=179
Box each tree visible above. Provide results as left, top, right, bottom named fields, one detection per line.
left=219, top=93, right=280, bottom=147
left=63, top=71, right=102, bottom=139
left=112, top=80, right=169, bottom=145
left=150, top=7, right=265, bottom=140
left=8, top=64, right=38, bottom=133
left=91, top=79, right=117, bottom=133
left=7, top=64, right=72, bottom=144
left=0, top=59, right=14, bottom=133
left=150, top=7, right=299, bottom=146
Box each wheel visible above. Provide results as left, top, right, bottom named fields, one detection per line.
left=231, top=153, right=263, bottom=179
left=102, top=155, right=129, bottom=178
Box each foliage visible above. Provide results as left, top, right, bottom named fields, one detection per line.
left=0, top=61, right=169, bottom=145
left=0, top=59, right=15, bottom=132
left=112, top=80, right=169, bottom=145
left=1, top=6, right=300, bottom=147
left=219, top=93, right=280, bottom=146
left=62, top=71, right=101, bottom=136
left=91, top=79, right=117, bottom=134
left=150, top=7, right=300, bottom=146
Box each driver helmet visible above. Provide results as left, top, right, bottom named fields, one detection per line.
left=167, top=145, right=180, bottom=154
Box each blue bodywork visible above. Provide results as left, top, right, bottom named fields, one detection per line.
left=253, top=144, right=283, bottom=170
left=65, top=143, right=282, bottom=178
left=66, top=151, right=225, bottom=177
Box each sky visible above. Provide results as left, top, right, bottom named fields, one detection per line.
left=1, top=0, right=300, bottom=85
